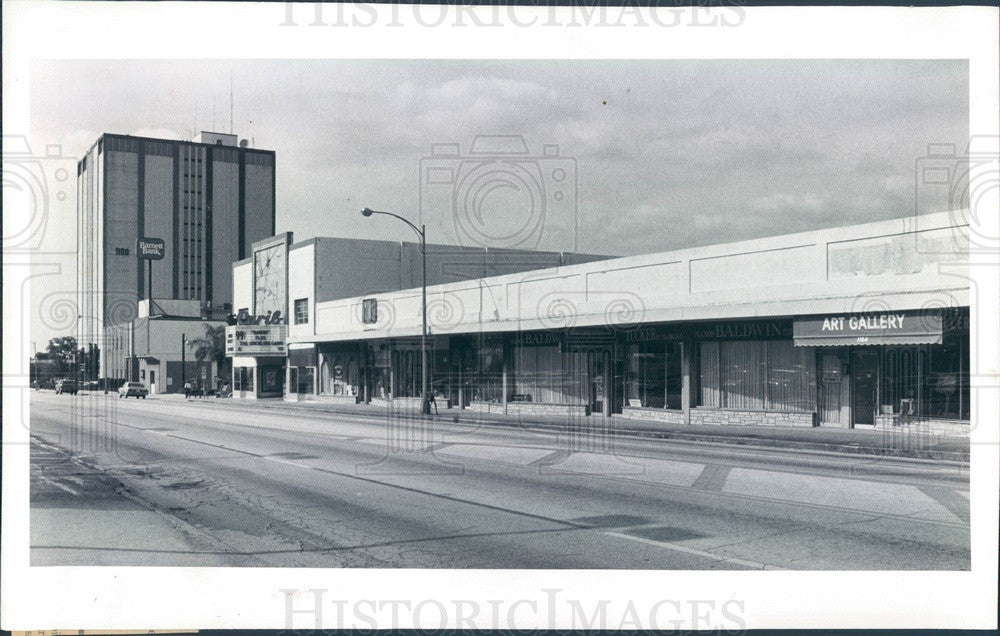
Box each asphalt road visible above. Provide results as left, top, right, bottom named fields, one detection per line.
left=29, top=391, right=970, bottom=569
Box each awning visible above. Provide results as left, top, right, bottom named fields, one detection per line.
left=793, top=310, right=942, bottom=347
left=288, top=345, right=317, bottom=367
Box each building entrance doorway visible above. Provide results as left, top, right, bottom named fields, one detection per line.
left=589, top=350, right=611, bottom=416
left=818, top=350, right=850, bottom=426
left=851, top=349, right=879, bottom=427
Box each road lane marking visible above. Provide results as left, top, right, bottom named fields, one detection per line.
left=529, top=449, right=572, bottom=466
left=59, top=416, right=968, bottom=529
left=109, top=426, right=587, bottom=530
left=724, top=467, right=963, bottom=524
left=917, top=485, right=970, bottom=522
left=419, top=441, right=453, bottom=453
left=37, top=475, right=80, bottom=496
left=690, top=464, right=732, bottom=492
left=605, top=531, right=769, bottom=569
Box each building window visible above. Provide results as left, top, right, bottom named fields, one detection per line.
left=294, top=298, right=309, bottom=325
left=234, top=367, right=254, bottom=392
left=362, top=298, right=378, bottom=324
left=699, top=339, right=816, bottom=412
left=512, top=345, right=587, bottom=405
left=293, top=366, right=315, bottom=394
left=626, top=342, right=682, bottom=409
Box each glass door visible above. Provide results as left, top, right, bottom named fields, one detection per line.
left=818, top=351, right=848, bottom=426
left=589, top=350, right=609, bottom=416
left=851, top=349, right=879, bottom=426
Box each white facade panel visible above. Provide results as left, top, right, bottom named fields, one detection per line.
left=690, top=244, right=821, bottom=293
left=288, top=243, right=315, bottom=338
left=299, top=210, right=971, bottom=344
left=232, top=261, right=253, bottom=313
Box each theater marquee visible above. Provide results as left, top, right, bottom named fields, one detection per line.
left=225, top=324, right=288, bottom=356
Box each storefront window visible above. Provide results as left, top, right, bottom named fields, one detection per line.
left=472, top=342, right=504, bottom=403
left=626, top=343, right=665, bottom=408
left=626, top=342, right=682, bottom=409
left=394, top=349, right=421, bottom=398
left=321, top=349, right=360, bottom=396
left=926, top=330, right=968, bottom=420
left=259, top=364, right=284, bottom=394
left=234, top=366, right=253, bottom=392
left=881, top=337, right=968, bottom=421
left=371, top=344, right=391, bottom=398
left=699, top=340, right=815, bottom=411
left=295, top=366, right=315, bottom=394
left=767, top=340, right=817, bottom=411
left=512, top=345, right=587, bottom=405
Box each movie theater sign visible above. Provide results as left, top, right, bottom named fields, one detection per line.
left=225, top=324, right=288, bottom=356
left=792, top=309, right=942, bottom=346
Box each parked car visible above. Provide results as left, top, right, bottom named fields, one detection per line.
left=118, top=381, right=148, bottom=399
left=54, top=378, right=78, bottom=395
left=82, top=380, right=99, bottom=391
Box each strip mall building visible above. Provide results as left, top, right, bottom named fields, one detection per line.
left=231, top=210, right=971, bottom=433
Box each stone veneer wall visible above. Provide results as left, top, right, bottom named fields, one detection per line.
left=467, top=401, right=589, bottom=416
left=314, top=394, right=360, bottom=404
left=690, top=408, right=815, bottom=427
left=467, top=401, right=503, bottom=414
left=619, top=408, right=686, bottom=424
left=506, top=402, right=588, bottom=417
left=875, top=414, right=969, bottom=437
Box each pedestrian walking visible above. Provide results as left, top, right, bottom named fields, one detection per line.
left=183, top=381, right=192, bottom=399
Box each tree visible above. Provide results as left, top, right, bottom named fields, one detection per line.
left=45, top=336, right=78, bottom=374
left=187, top=324, right=228, bottom=386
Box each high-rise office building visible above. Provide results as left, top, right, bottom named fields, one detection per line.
left=77, top=131, right=275, bottom=379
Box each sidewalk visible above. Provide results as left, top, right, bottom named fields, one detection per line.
left=158, top=393, right=971, bottom=462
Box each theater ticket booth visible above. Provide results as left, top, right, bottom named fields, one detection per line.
left=794, top=310, right=944, bottom=428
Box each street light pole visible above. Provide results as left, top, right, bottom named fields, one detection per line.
left=181, top=332, right=187, bottom=391
left=420, top=223, right=428, bottom=416
left=361, top=208, right=431, bottom=415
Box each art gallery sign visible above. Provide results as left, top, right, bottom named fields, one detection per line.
left=792, top=309, right=942, bottom=346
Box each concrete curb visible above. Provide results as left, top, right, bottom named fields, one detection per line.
left=222, top=399, right=971, bottom=464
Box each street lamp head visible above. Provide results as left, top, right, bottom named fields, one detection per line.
left=361, top=207, right=374, bottom=217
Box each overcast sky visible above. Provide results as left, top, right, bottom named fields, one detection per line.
left=26, top=58, right=967, bottom=341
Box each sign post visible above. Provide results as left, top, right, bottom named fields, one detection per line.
left=136, top=237, right=165, bottom=301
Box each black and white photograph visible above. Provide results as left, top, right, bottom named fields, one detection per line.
left=2, top=1, right=998, bottom=632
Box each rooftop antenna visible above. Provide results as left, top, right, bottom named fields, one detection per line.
left=229, top=70, right=234, bottom=134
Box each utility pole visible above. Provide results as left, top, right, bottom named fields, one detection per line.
left=181, top=333, right=186, bottom=391
left=360, top=208, right=431, bottom=415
